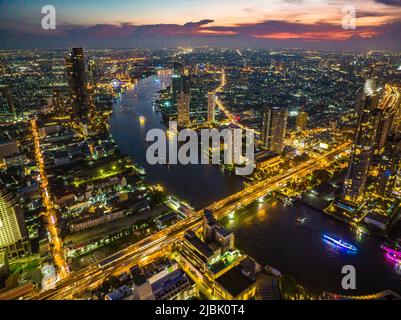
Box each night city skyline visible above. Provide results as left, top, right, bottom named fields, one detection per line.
left=1, top=0, right=401, bottom=308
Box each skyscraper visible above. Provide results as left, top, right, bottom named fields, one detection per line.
left=296, top=109, right=308, bottom=131
left=207, top=92, right=215, bottom=124
left=342, top=80, right=382, bottom=205
left=262, top=107, right=288, bottom=154
left=177, top=92, right=190, bottom=127
left=374, top=135, right=401, bottom=198
left=386, top=84, right=401, bottom=136
left=171, top=74, right=190, bottom=103
left=375, top=84, right=401, bottom=153
left=0, top=187, right=29, bottom=258
left=0, top=86, right=16, bottom=121
left=88, top=60, right=98, bottom=87
left=65, top=48, right=89, bottom=122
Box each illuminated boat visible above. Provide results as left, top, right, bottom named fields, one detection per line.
left=323, top=234, right=357, bottom=252
left=381, top=244, right=401, bottom=257
left=386, top=252, right=401, bottom=264
left=139, top=116, right=145, bottom=122
left=297, top=217, right=307, bottom=225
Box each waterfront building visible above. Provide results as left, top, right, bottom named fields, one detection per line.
left=374, top=135, right=401, bottom=198
left=262, top=107, right=288, bottom=154
left=177, top=92, right=190, bottom=127
left=207, top=92, right=216, bottom=124
left=0, top=187, right=29, bottom=258
left=386, top=84, right=401, bottom=136
left=65, top=48, right=89, bottom=123
left=342, top=79, right=381, bottom=205
left=375, top=84, right=401, bottom=153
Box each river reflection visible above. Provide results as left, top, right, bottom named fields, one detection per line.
left=109, top=74, right=244, bottom=210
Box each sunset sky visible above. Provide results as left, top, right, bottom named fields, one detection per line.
left=0, top=0, right=400, bottom=49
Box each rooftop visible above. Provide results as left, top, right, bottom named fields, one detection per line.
left=215, top=265, right=254, bottom=298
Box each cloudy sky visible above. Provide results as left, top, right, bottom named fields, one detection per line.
left=0, top=0, right=400, bottom=50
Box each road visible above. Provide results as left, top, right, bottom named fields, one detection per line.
left=213, top=69, right=261, bottom=134
left=31, top=119, right=69, bottom=280
left=23, top=140, right=350, bottom=300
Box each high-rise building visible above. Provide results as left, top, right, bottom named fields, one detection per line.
left=296, top=109, right=308, bottom=131
left=375, top=84, right=401, bottom=153
left=177, top=92, right=190, bottom=127
left=171, top=74, right=190, bottom=103
left=207, top=92, right=215, bottom=124
left=374, top=135, right=401, bottom=198
left=0, top=86, right=16, bottom=121
left=262, top=107, right=288, bottom=154
left=342, top=80, right=382, bottom=205
left=0, top=187, right=29, bottom=258
left=88, top=60, right=98, bottom=87
left=385, top=84, right=401, bottom=136
left=65, top=48, right=89, bottom=122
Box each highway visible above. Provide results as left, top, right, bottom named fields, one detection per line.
left=24, top=140, right=350, bottom=300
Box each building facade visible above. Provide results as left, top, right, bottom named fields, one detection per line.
left=0, top=187, right=29, bottom=258
left=262, top=107, right=288, bottom=154
left=342, top=80, right=381, bottom=205
left=65, top=48, right=89, bottom=122
left=207, top=92, right=216, bottom=124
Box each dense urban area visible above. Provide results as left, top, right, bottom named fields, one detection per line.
left=1, top=47, right=401, bottom=300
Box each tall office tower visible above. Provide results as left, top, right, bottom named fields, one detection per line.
left=177, top=92, right=190, bottom=127
left=296, top=109, right=308, bottom=131
left=262, top=107, right=288, bottom=154
left=65, top=48, right=89, bottom=122
left=374, top=136, right=401, bottom=198
left=375, top=84, right=401, bottom=153
left=88, top=60, right=98, bottom=87
left=0, top=86, right=16, bottom=121
left=384, top=84, right=401, bottom=136
left=342, top=80, right=382, bottom=205
left=0, top=187, right=29, bottom=258
left=207, top=92, right=215, bottom=124
left=171, top=74, right=190, bottom=103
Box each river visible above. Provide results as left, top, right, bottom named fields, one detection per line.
left=109, top=74, right=401, bottom=296
left=109, top=74, right=244, bottom=210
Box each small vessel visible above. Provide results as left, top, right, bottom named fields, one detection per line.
left=297, top=217, right=307, bottom=225
left=386, top=252, right=401, bottom=264
left=381, top=244, right=401, bottom=258
left=323, top=234, right=357, bottom=252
